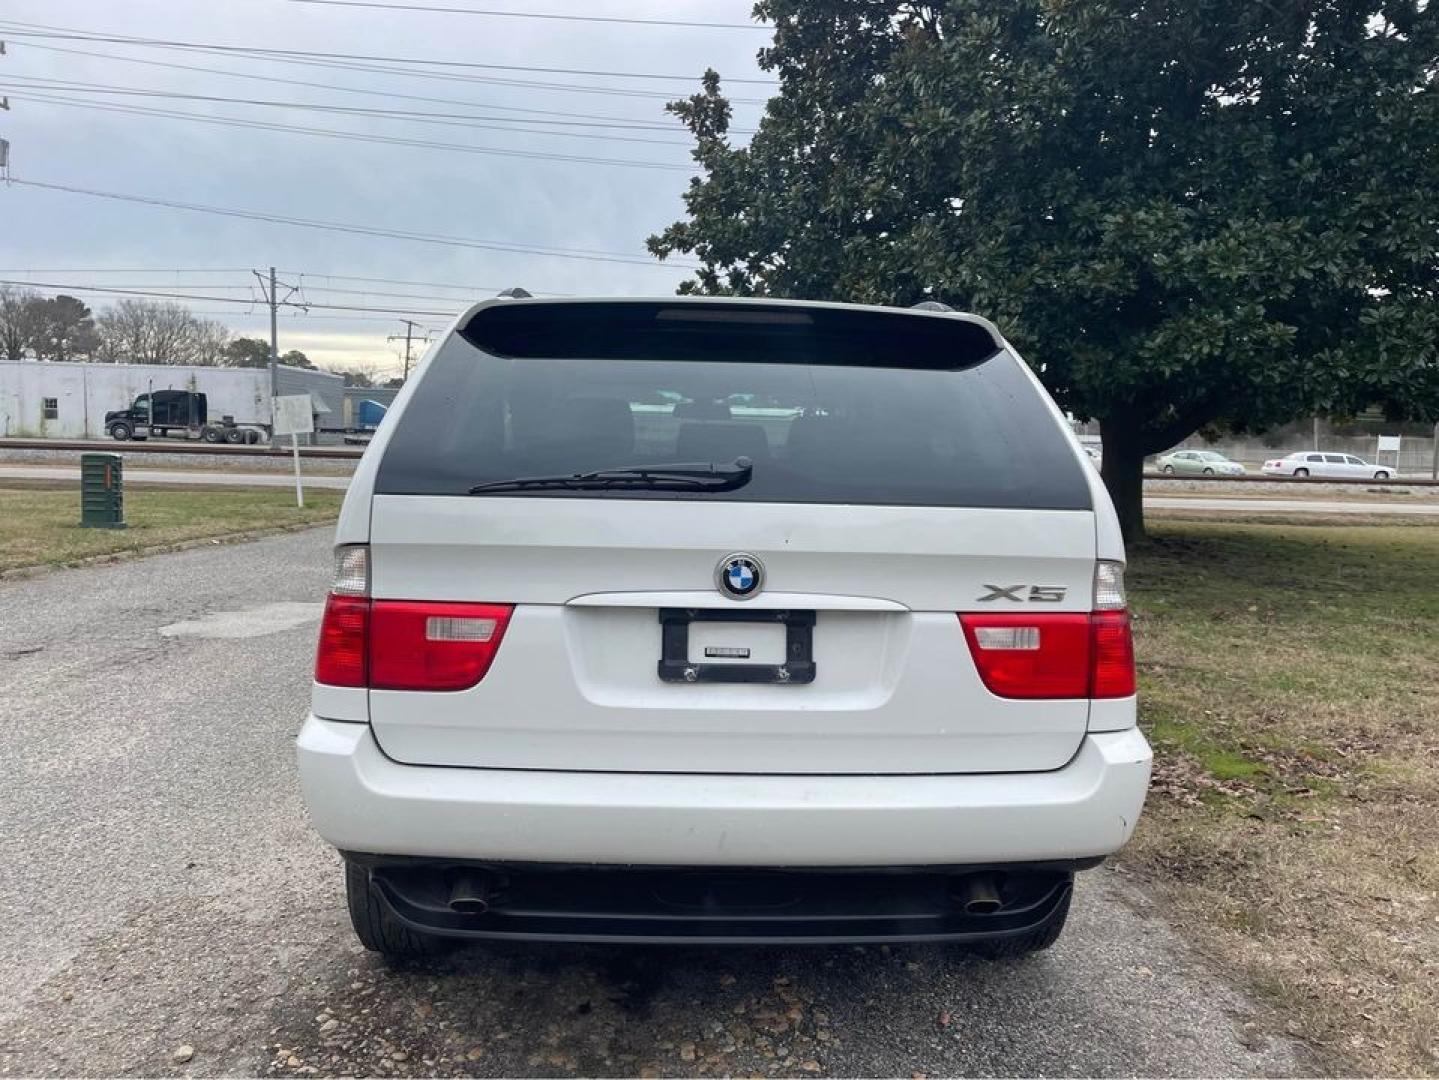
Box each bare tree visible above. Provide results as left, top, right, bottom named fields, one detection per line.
left=94, top=299, right=234, bottom=365
left=0, top=286, right=45, bottom=362
left=189, top=319, right=231, bottom=366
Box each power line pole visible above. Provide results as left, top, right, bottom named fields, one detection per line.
left=252, top=267, right=304, bottom=406
left=388, top=319, right=425, bottom=382
left=268, top=266, right=279, bottom=401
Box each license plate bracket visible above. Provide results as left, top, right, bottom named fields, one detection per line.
left=657, top=608, right=816, bottom=685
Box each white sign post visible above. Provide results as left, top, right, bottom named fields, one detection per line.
left=1376, top=434, right=1402, bottom=472
left=272, top=394, right=315, bottom=508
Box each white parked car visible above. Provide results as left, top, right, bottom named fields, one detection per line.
left=297, top=297, right=1150, bottom=959
left=1154, top=449, right=1247, bottom=476
left=1262, top=451, right=1399, bottom=480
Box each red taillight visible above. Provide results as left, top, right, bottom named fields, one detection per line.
left=315, top=594, right=370, bottom=687
left=315, top=592, right=513, bottom=691
left=369, top=600, right=513, bottom=691
left=1089, top=609, right=1136, bottom=698
left=959, top=610, right=1135, bottom=700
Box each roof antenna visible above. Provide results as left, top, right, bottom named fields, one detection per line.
left=911, top=300, right=954, bottom=312
left=497, top=287, right=532, bottom=299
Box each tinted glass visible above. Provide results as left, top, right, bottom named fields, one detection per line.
left=1324, top=455, right=1346, bottom=463
left=1345, top=456, right=1364, bottom=465
left=376, top=336, right=1091, bottom=510
left=1307, top=454, right=1324, bottom=462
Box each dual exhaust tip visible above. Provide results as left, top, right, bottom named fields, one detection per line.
left=446, top=870, right=1005, bottom=917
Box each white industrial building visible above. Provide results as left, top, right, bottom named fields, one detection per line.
left=0, top=360, right=345, bottom=440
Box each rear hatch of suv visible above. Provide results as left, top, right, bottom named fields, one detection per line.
left=360, top=300, right=1098, bottom=775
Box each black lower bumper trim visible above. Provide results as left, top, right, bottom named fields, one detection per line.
left=361, top=862, right=1076, bottom=945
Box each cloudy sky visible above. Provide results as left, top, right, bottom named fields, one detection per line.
left=0, top=0, right=771, bottom=374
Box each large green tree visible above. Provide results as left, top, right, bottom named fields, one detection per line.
left=650, top=0, right=1439, bottom=538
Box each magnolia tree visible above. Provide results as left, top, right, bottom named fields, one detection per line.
left=649, top=0, right=1439, bottom=538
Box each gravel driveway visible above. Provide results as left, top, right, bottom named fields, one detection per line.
left=0, top=530, right=1307, bottom=1077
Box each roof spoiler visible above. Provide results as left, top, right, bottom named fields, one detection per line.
left=462, top=300, right=1003, bottom=371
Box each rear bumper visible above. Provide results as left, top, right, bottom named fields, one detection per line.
left=296, top=716, right=1151, bottom=866
left=356, top=859, right=1077, bottom=945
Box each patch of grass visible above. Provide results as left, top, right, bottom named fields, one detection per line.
left=0, top=484, right=342, bottom=574
left=1125, top=521, right=1439, bottom=1076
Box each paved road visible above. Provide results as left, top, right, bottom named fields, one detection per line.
left=1144, top=495, right=1439, bottom=515
left=0, top=464, right=351, bottom=490
left=0, top=530, right=1306, bottom=1077
left=5, top=464, right=1438, bottom=517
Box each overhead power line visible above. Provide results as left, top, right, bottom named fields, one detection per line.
left=5, top=91, right=697, bottom=170
left=0, top=277, right=460, bottom=317
left=281, top=270, right=574, bottom=294
left=2, top=177, right=701, bottom=269
left=0, top=26, right=777, bottom=84
left=12, top=40, right=735, bottom=129
left=288, top=0, right=771, bottom=31
left=0, top=23, right=771, bottom=103
left=0, top=266, right=573, bottom=296
left=0, top=75, right=695, bottom=145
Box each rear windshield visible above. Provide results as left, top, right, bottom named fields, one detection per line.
left=375, top=304, right=1091, bottom=510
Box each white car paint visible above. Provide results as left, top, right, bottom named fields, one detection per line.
left=298, top=716, right=1151, bottom=867
left=1262, top=451, right=1399, bottom=480
left=296, top=296, right=1150, bottom=947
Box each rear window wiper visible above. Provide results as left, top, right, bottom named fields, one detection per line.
left=467, top=457, right=753, bottom=495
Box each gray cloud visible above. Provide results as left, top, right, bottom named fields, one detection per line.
left=0, top=0, right=768, bottom=369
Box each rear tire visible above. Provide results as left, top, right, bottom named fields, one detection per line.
left=1161, top=465, right=1174, bottom=474
left=224, top=427, right=245, bottom=444
left=201, top=426, right=223, bottom=443
left=979, top=887, right=1072, bottom=959
left=1293, top=467, right=1309, bottom=478
left=345, top=863, right=451, bottom=961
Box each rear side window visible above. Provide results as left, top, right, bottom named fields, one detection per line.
left=375, top=302, right=1091, bottom=510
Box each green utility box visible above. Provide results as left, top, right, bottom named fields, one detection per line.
left=80, top=453, right=126, bottom=529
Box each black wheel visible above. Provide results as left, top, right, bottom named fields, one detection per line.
left=345, top=863, right=451, bottom=961
left=201, top=427, right=223, bottom=443
left=109, top=422, right=132, bottom=441
left=1375, top=470, right=1389, bottom=480
left=1162, top=465, right=1174, bottom=474
left=224, top=427, right=245, bottom=444
left=244, top=429, right=262, bottom=445
left=980, top=887, right=1072, bottom=959
left=1202, top=467, right=1215, bottom=475
left=1293, top=467, right=1309, bottom=478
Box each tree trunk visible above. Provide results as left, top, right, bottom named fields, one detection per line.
left=1100, top=424, right=1146, bottom=543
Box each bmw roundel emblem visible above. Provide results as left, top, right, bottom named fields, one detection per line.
left=716, top=553, right=763, bottom=600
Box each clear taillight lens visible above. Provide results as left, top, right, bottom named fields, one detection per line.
left=1094, top=561, right=1125, bottom=610
left=332, top=545, right=368, bottom=596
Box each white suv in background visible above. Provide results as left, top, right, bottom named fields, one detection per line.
left=296, top=297, right=1151, bottom=959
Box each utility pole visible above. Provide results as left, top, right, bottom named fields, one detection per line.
left=388, top=319, right=426, bottom=382
left=1, top=40, right=11, bottom=183
left=252, top=267, right=303, bottom=405
left=268, top=266, right=279, bottom=401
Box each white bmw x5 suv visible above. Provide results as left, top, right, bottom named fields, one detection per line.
left=296, top=296, right=1151, bottom=959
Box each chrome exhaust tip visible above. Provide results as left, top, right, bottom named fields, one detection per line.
left=447, top=872, right=492, bottom=915
left=953, top=873, right=1003, bottom=915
